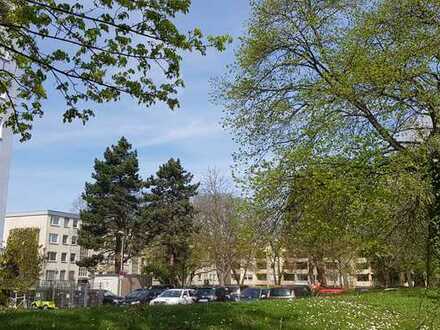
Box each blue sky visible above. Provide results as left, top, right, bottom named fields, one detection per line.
left=6, top=0, right=250, bottom=213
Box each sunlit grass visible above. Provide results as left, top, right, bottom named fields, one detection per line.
left=0, top=289, right=438, bottom=329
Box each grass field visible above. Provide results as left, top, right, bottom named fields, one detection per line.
left=0, top=289, right=439, bottom=329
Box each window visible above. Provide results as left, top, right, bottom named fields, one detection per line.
left=296, top=273, right=309, bottom=281
left=46, top=270, right=57, bottom=281
left=294, top=262, right=308, bottom=270
left=64, top=218, right=70, bottom=228
left=47, top=251, right=57, bottom=262
left=62, top=235, right=68, bottom=245
left=61, top=253, right=67, bottom=263
left=72, top=219, right=79, bottom=228
left=357, top=262, right=369, bottom=270
left=256, top=260, right=266, bottom=269
left=68, top=271, right=75, bottom=281
left=60, top=270, right=66, bottom=281
left=48, top=233, right=59, bottom=244
left=79, top=268, right=88, bottom=277
left=244, top=274, right=253, bottom=281
left=284, top=261, right=295, bottom=270
left=283, top=273, right=295, bottom=281
left=80, top=247, right=88, bottom=259
left=50, top=216, right=60, bottom=226
left=71, top=236, right=77, bottom=245
left=256, top=273, right=267, bottom=281
left=70, top=253, right=76, bottom=263
left=357, top=274, right=370, bottom=282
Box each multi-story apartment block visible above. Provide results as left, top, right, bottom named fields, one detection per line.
left=188, top=256, right=373, bottom=288
left=3, top=210, right=88, bottom=284
left=3, top=210, right=374, bottom=290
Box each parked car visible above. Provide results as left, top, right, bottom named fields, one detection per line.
left=31, top=300, right=56, bottom=309
left=123, top=289, right=155, bottom=305
left=194, top=287, right=226, bottom=303
left=101, top=290, right=124, bottom=305
left=239, top=287, right=269, bottom=301
left=149, top=289, right=195, bottom=305
left=147, top=287, right=169, bottom=300
left=292, top=285, right=312, bottom=298
left=225, top=286, right=243, bottom=302
left=318, top=287, right=346, bottom=295
left=268, top=287, right=295, bottom=300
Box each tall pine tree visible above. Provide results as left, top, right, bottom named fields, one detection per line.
left=144, top=158, right=199, bottom=286
left=79, top=137, right=147, bottom=274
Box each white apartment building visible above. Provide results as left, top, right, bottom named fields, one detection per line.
left=3, top=210, right=88, bottom=284
left=189, top=256, right=373, bottom=288
left=3, top=210, right=144, bottom=293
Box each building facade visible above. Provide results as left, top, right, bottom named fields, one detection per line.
left=3, top=210, right=374, bottom=290
left=3, top=210, right=88, bottom=284
left=3, top=210, right=144, bottom=293
left=188, top=256, right=373, bottom=288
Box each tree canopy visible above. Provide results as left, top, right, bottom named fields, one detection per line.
left=79, top=136, right=148, bottom=274
left=0, top=228, right=42, bottom=291
left=0, top=0, right=230, bottom=140
left=144, top=158, right=199, bottom=286
left=218, top=0, right=440, bottom=286
left=220, top=0, right=440, bottom=161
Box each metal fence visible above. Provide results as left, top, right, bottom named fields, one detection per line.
left=8, top=281, right=105, bottom=309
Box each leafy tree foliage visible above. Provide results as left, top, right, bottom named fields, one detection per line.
left=144, top=158, right=199, bottom=286
left=0, top=0, right=230, bottom=140
left=0, top=228, right=42, bottom=291
left=193, top=169, right=261, bottom=286
left=79, top=137, right=148, bottom=274
left=219, top=0, right=440, bottom=286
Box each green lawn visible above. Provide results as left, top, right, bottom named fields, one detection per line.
left=0, top=289, right=439, bottom=329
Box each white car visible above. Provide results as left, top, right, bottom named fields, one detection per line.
left=149, top=289, right=194, bottom=306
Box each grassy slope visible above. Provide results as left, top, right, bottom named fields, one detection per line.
left=0, top=289, right=439, bottom=330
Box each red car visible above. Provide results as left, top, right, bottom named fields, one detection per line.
left=318, top=287, right=346, bottom=295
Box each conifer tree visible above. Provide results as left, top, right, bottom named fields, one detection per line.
left=144, top=158, right=199, bottom=286
left=79, top=137, right=147, bottom=274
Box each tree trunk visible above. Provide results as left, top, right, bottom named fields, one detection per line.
left=169, top=250, right=176, bottom=287
left=426, top=220, right=434, bottom=288
left=427, top=147, right=440, bottom=288
left=114, top=235, right=122, bottom=274
left=316, top=263, right=326, bottom=286
left=384, top=270, right=390, bottom=288
left=276, top=256, right=283, bottom=285
left=308, top=257, right=315, bottom=284
left=232, top=268, right=241, bottom=286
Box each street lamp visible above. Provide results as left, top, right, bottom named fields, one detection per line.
left=117, top=231, right=125, bottom=296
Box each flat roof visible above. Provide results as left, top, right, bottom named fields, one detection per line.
left=5, top=210, right=80, bottom=219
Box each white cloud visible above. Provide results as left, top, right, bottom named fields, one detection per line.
left=137, top=120, right=222, bottom=147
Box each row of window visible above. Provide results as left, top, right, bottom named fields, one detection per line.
left=256, top=261, right=309, bottom=270
left=256, top=261, right=370, bottom=271
left=196, top=272, right=369, bottom=283
left=254, top=273, right=309, bottom=282
left=50, top=216, right=79, bottom=228
left=47, top=251, right=77, bottom=263
left=46, top=270, right=75, bottom=281
left=48, top=233, right=78, bottom=245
